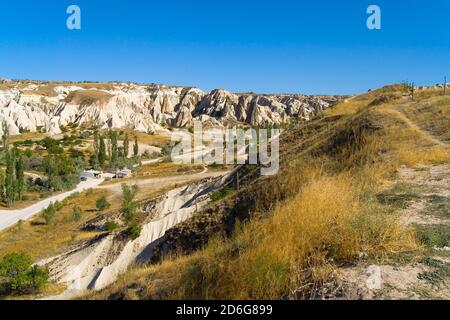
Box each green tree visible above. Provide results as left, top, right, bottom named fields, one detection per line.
left=133, top=136, right=139, bottom=158
left=0, top=169, right=5, bottom=203
left=40, top=137, right=63, bottom=154
left=43, top=153, right=79, bottom=191
left=93, top=131, right=100, bottom=157
left=0, top=252, right=49, bottom=295
left=27, top=265, right=49, bottom=292
left=5, top=149, right=15, bottom=207
left=98, top=135, right=107, bottom=166
left=1, top=120, right=9, bottom=153
left=123, top=133, right=129, bottom=159
left=121, top=184, right=139, bottom=225
left=110, top=131, right=118, bottom=166
left=15, top=151, right=24, bottom=201
left=96, top=196, right=111, bottom=211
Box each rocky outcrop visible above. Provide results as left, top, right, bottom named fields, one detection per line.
left=0, top=80, right=342, bottom=135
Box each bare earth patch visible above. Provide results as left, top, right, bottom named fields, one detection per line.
left=340, top=164, right=450, bottom=300
left=341, top=263, right=450, bottom=300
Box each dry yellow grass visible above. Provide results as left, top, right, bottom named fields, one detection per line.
left=22, top=85, right=58, bottom=97
left=376, top=103, right=450, bottom=166
left=324, top=97, right=366, bottom=116
left=120, top=129, right=172, bottom=147
left=89, top=172, right=418, bottom=300
left=90, top=86, right=450, bottom=300
left=6, top=83, right=449, bottom=300
left=64, top=90, right=112, bottom=105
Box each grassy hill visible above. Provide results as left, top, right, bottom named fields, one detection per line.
left=86, top=84, right=450, bottom=300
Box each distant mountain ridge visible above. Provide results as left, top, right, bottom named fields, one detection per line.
left=0, top=80, right=345, bottom=135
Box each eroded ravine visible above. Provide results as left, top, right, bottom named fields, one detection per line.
left=39, top=170, right=234, bottom=299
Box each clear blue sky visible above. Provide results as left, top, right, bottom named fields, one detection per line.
left=1, top=0, right=449, bottom=94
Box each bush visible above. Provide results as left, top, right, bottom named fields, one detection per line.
left=68, top=191, right=80, bottom=200
left=210, top=187, right=234, bottom=202
left=96, top=196, right=111, bottom=211
left=121, top=184, right=139, bottom=224
left=53, top=201, right=63, bottom=211
left=24, top=155, right=43, bottom=171
left=42, top=203, right=56, bottom=226
left=126, top=223, right=142, bottom=240
left=39, top=190, right=53, bottom=199
left=0, top=252, right=49, bottom=295
left=43, top=153, right=80, bottom=191
left=105, top=220, right=119, bottom=232
left=40, top=137, right=63, bottom=154
left=72, top=206, right=82, bottom=222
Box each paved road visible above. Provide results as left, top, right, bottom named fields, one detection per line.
left=0, top=176, right=112, bottom=232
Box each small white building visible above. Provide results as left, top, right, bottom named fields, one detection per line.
left=81, top=170, right=103, bottom=179
left=115, top=168, right=132, bottom=179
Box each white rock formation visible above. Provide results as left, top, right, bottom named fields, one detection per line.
left=0, top=80, right=340, bottom=135
left=39, top=172, right=235, bottom=298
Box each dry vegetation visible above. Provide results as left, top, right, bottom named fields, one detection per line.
left=0, top=188, right=114, bottom=261
left=64, top=90, right=112, bottom=105
left=86, top=85, right=450, bottom=300
left=22, top=85, right=59, bottom=97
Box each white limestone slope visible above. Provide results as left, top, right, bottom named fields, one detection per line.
left=39, top=171, right=233, bottom=299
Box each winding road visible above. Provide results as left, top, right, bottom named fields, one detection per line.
left=0, top=176, right=111, bottom=232
left=0, top=159, right=163, bottom=232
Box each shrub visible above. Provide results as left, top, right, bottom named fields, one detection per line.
left=72, top=206, right=82, bottom=222
left=210, top=187, right=234, bottom=202
left=0, top=252, right=49, bottom=295
left=96, top=196, right=111, bottom=211
left=42, top=203, right=56, bottom=226
left=121, top=184, right=139, bottom=224
left=105, top=220, right=119, bottom=232
left=126, top=223, right=142, bottom=240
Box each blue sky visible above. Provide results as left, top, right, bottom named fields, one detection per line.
left=1, top=0, right=449, bottom=94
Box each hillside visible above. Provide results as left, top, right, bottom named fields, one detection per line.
left=85, top=84, right=450, bottom=300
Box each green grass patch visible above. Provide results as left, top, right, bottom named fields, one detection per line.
left=415, top=224, right=450, bottom=248
left=426, top=195, right=450, bottom=218
left=210, top=187, right=234, bottom=202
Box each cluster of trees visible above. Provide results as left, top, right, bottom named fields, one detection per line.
left=43, top=152, right=81, bottom=191
left=38, top=136, right=87, bottom=192
left=0, top=122, right=25, bottom=207
left=1, top=123, right=87, bottom=204
left=90, top=131, right=139, bottom=170
left=0, top=252, right=49, bottom=296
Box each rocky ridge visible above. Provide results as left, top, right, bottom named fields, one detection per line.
left=0, top=80, right=343, bottom=135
